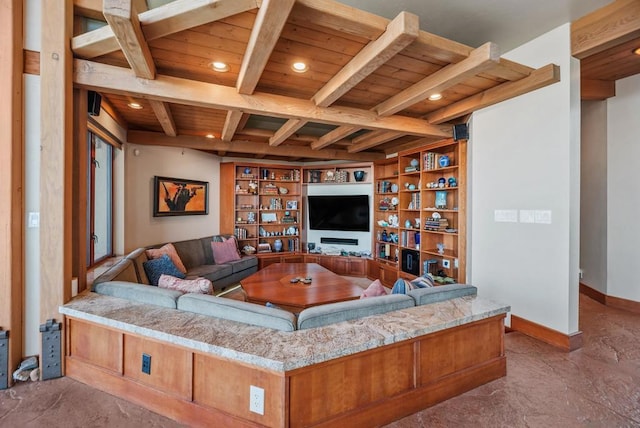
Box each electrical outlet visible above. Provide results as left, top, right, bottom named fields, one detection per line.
left=442, top=259, right=450, bottom=269
left=141, top=353, right=151, bottom=375
left=249, top=385, right=264, bottom=415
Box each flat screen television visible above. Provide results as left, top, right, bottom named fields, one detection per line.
left=307, top=195, right=370, bottom=232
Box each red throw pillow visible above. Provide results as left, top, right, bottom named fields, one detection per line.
left=145, top=243, right=187, bottom=274
left=211, top=238, right=241, bottom=264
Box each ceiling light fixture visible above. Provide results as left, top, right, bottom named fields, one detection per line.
left=127, top=101, right=143, bottom=109
left=205, top=133, right=215, bottom=139
left=210, top=61, right=229, bottom=72
left=634, top=47, right=640, bottom=55
left=428, top=93, right=443, bottom=101
left=291, top=62, right=309, bottom=73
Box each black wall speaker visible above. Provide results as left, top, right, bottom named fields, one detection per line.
left=88, top=91, right=102, bottom=116
left=453, top=123, right=469, bottom=141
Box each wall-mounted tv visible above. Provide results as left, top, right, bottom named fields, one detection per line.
left=307, top=195, right=370, bottom=232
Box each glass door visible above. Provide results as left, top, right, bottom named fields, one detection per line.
left=88, top=132, right=113, bottom=266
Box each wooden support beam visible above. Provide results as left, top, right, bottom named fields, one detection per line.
left=0, top=0, right=24, bottom=386
left=128, top=130, right=385, bottom=161
left=571, top=0, right=640, bottom=59
left=348, top=130, right=401, bottom=153
left=312, top=11, right=419, bottom=107
left=311, top=126, right=357, bottom=150
left=72, top=89, right=89, bottom=293
left=103, top=0, right=156, bottom=79
left=427, top=64, right=561, bottom=124
left=376, top=42, right=500, bottom=116
left=269, top=119, right=307, bottom=146
left=73, top=0, right=259, bottom=58
left=41, top=0, right=73, bottom=343
left=73, top=59, right=452, bottom=138
left=581, top=78, right=616, bottom=100
left=237, top=0, right=295, bottom=94
left=149, top=100, right=177, bottom=136
left=74, top=0, right=147, bottom=19
left=221, top=110, right=244, bottom=141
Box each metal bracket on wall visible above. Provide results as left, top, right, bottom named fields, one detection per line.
left=39, top=319, right=62, bottom=380
left=0, top=329, right=8, bottom=389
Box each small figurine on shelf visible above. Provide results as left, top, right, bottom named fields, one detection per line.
left=448, top=177, right=457, bottom=187
left=437, top=243, right=445, bottom=255
left=381, top=229, right=388, bottom=242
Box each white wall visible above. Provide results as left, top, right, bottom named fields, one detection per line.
left=305, top=183, right=373, bottom=255
left=470, top=23, right=580, bottom=334
left=607, top=73, right=640, bottom=302
left=124, top=144, right=221, bottom=251
left=580, top=101, right=608, bottom=294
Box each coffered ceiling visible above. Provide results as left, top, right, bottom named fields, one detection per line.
left=70, top=0, right=580, bottom=161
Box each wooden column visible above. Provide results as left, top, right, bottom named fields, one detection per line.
left=40, top=0, right=73, bottom=345
left=0, top=0, right=24, bottom=385
left=73, top=89, right=89, bottom=293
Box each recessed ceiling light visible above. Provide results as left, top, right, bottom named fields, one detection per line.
left=291, top=62, right=309, bottom=73
left=210, top=61, right=229, bottom=72
left=634, top=47, right=640, bottom=55
left=428, top=93, right=443, bottom=101
left=127, top=101, right=143, bottom=109
left=205, top=133, right=215, bottom=139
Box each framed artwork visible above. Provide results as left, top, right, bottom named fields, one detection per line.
left=153, top=176, right=209, bottom=217
left=286, top=200, right=298, bottom=210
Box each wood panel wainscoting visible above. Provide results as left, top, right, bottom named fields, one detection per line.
left=63, top=313, right=506, bottom=427
left=580, top=283, right=640, bottom=315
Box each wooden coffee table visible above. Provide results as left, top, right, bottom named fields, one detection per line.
left=240, top=263, right=363, bottom=313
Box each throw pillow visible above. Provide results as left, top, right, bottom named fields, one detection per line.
left=222, top=236, right=241, bottom=256
left=145, top=243, right=187, bottom=274
left=143, top=254, right=186, bottom=286
left=158, top=274, right=212, bottom=294
left=211, top=238, right=241, bottom=264
left=391, top=274, right=434, bottom=294
left=360, top=279, right=388, bottom=298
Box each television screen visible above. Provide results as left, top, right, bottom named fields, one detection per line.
left=307, top=195, right=370, bottom=232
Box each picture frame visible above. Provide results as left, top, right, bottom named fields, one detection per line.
left=153, top=176, right=209, bottom=217
left=261, top=212, right=278, bottom=223
left=286, top=200, right=298, bottom=210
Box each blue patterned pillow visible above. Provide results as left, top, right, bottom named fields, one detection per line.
left=143, top=254, right=186, bottom=286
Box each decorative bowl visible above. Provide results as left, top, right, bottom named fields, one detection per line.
left=279, top=187, right=288, bottom=194
left=353, top=170, right=366, bottom=182
left=242, top=245, right=256, bottom=255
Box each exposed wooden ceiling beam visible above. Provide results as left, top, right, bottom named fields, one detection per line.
left=310, top=126, right=357, bottom=150
left=103, top=0, right=156, bottom=79
left=312, top=11, right=419, bottom=107
left=75, top=0, right=147, bottom=19
left=376, top=42, right=500, bottom=116
left=74, top=59, right=453, bottom=138
left=221, top=110, right=244, bottom=141
left=427, top=63, right=560, bottom=124
left=127, top=130, right=385, bottom=161
left=148, top=100, right=177, bottom=136
left=571, top=0, right=640, bottom=59
left=581, top=78, right=616, bottom=100
left=269, top=10, right=418, bottom=148
left=348, top=130, right=401, bottom=153
left=72, top=0, right=259, bottom=58
left=237, top=0, right=295, bottom=95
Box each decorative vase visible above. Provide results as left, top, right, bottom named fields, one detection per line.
left=438, top=155, right=450, bottom=168
left=274, top=239, right=283, bottom=252
left=410, top=158, right=419, bottom=168
left=405, top=219, right=412, bottom=228
left=353, top=170, right=366, bottom=182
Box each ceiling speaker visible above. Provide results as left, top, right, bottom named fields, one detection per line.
left=88, top=91, right=102, bottom=116
left=453, top=123, right=468, bottom=141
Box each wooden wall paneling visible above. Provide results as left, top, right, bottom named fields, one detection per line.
left=193, top=353, right=287, bottom=427
left=67, top=319, right=122, bottom=373
left=0, top=0, right=24, bottom=385
left=72, top=89, right=88, bottom=292
left=457, top=139, right=467, bottom=284
left=123, top=334, right=193, bottom=400
left=40, top=0, right=73, bottom=346
left=288, top=342, right=415, bottom=427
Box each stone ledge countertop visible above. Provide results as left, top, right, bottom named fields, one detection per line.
left=59, top=292, right=510, bottom=372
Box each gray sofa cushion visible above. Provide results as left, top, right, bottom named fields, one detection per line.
left=172, top=238, right=207, bottom=269
left=200, top=236, right=214, bottom=264
left=93, top=281, right=183, bottom=309
left=187, top=264, right=233, bottom=282
left=227, top=256, right=258, bottom=274
left=407, top=284, right=477, bottom=306
left=92, top=259, right=138, bottom=287
left=177, top=294, right=297, bottom=332
left=125, top=247, right=150, bottom=284
left=297, top=294, right=415, bottom=330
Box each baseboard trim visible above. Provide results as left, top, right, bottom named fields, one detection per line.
left=580, top=283, right=640, bottom=314
left=510, top=315, right=583, bottom=352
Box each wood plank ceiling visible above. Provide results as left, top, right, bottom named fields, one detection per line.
left=72, top=0, right=560, bottom=161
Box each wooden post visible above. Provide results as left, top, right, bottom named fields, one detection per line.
left=73, top=89, right=89, bottom=293
left=40, top=0, right=73, bottom=370
left=0, top=0, right=24, bottom=386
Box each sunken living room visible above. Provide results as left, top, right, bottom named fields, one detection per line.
left=2, top=0, right=640, bottom=427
